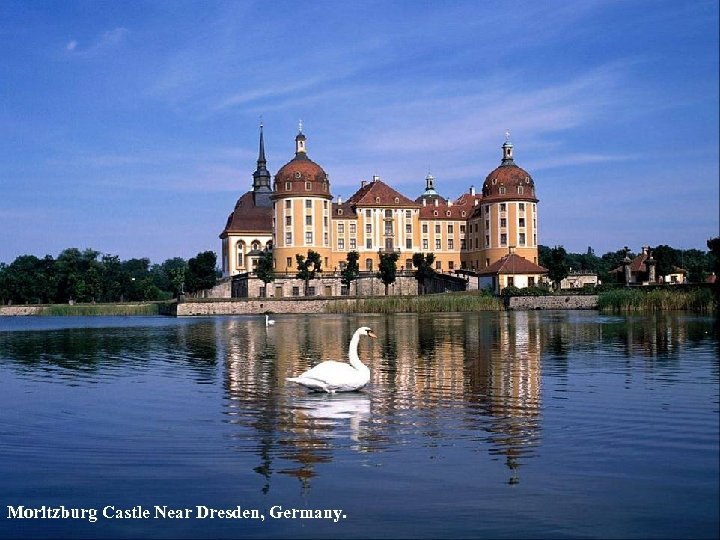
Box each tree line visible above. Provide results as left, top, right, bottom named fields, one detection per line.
left=0, top=248, right=218, bottom=305
left=538, top=242, right=718, bottom=288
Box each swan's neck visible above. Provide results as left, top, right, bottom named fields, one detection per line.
left=348, top=332, right=369, bottom=372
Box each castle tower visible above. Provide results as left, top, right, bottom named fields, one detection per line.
left=271, top=125, right=333, bottom=273
left=465, top=133, right=539, bottom=270
left=252, top=123, right=273, bottom=207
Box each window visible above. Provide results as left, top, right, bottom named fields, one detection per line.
left=340, top=285, right=349, bottom=296
left=500, top=218, right=507, bottom=228
left=385, top=238, right=393, bottom=251
left=384, top=223, right=393, bottom=235
left=292, top=286, right=300, bottom=297
left=461, top=239, right=466, bottom=250
left=350, top=238, right=356, bottom=249
left=308, top=286, right=316, bottom=296
left=485, top=235, right=490, bottom=248
left=365, top=258, right=373, bottom=271
left=519, top=233, right=526, bottom=246
left=500, top=233, right=507, bottom=246
left=499, top=187, right=506, bottom=195
left=324, top=232, right=328, bottom=246
left=435, top=224, right=441, bottom=234
left=285, top=200, right=291, bottom=209
left=305, top=215, right=312, bottom=226
left=366, top=209, right=371, bottom=218
left=448, top=239, right=454, bottom=250
left=519, top=217, right=525, bottom=227
left=448, top=224, right=454, bottom=234
left=305, top=182, right=311, bottom=191
left=405, top=210, right=412, bottom=219
left=366, top=238, right=372, bottom=249
left=507, top=276, right=514, bottom=287
left=448, top=261, right=455, bottom=270
left=485, top=220, right=489, bottom=229
left=350, top=223, right=356, bottom=234
left=324, top=201, right=328, bottom=209
left=286, top=257, right=292, bottom=268
left=423, top=239, right=428, bottom=250
left=405, top=224, right=412, bottom=234
left=422, top=224, right=428, bottom=234
left=474, top=238, right=478, bottom=249
left=338, top=209, right=343, bottom=216
left=435, top=260, right=442, bottom=270
left=528, top=276, right=535, bottom=287
left=405, top=259, right=413, bottom=270
left=285, top=182, right=292, bottom=191
left=474, top=223, right=479, bottom=233
left=519, top=203, right=525, bottom=211
left=406, top=238, right=412, bottom=249
left=338, top=223, right=345, bottom=234
left=366, top=223, right=372, bottom=234
left=517, top=186, right=524, bottom=195
left=485, top=258, right=490, bottom=267
left=385, top=209, right=392, bottom=218
left=460, top=225, right=466, bottom=233
left=323, top=216, right=328, bottom=227
left=236, top=242, right=244, bottom=267
left=285, top=216, right=292, bottom=226
left=305, top=232, right=313, bottom=244
left=435, top=239, right=441, bottom=250
left=500, top=203, right=506, bottom=212
left=259, top=287, right=266, bottom=298
left=285, top=232, right=292, bottom=245
left=305, top=199, right=312, bottom=209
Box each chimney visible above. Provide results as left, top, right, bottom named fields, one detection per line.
left=470, top=185, right=475, bottom=196
left=423, top=199, right=427, bottom=207
left=361, top=180, right=367, bottom=188
left=337, top=196, right=342, bottom=204
left=372, top=175, right=380, bottom=182
left=434, top=198, right=439, bottom=207
left=474, top=199, right=479, bottom=206
left=448, top=200, right=453, bottom=207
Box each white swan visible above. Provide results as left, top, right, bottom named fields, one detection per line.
left=286, top=327, right=376, bottom=393
left=265, top=314, right=275, bottom=326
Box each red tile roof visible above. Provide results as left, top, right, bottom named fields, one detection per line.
left=219, top=191, right=272, bottom=238
left=477, top=253, right=547, bottom=276
left=346, top=178, right=419, bottom=207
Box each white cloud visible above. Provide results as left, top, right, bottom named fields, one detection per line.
left=65, top=27, right=129, bottom=58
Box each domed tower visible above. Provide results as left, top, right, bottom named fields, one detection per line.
left=271, top=124, right=333, bottom=273
left=472, top=133, right=539, bottom=269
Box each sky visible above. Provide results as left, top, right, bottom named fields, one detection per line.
left=1, top=0, right=718, bottom=265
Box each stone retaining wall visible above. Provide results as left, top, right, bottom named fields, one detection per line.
left=0, top=306, right=45, bottom=316
left=506, top=295, right=598, bottom=310
left=173, top=297, right=354, bottom=316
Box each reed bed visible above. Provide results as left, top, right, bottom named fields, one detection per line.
left=42, top=302, right=164, bottom=316
left=326, top=292, right=504, bottom=314
left=597, top=288, right=714, bottom=313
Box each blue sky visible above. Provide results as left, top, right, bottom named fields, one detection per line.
left=1, top=0, right=718, bottom=264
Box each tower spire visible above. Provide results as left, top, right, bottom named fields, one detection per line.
left=252, top=123, right=272, bottom=204
left=501, top=130, right=515, bottom=166
left=295, top=120, right=307, bottom=156
left=257, top=122, right=267, bottom=168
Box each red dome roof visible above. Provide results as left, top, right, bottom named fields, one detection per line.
left=481, top=163, right=537, bottom=202
left=272, top=132, right=332, bottom=199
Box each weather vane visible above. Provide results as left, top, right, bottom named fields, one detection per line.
left=505, top=129, right=511, bottom=142
left=298, top=119, right=303, bottom=133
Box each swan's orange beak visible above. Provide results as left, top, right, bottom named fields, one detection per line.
left=367, top=330, right=377, bottom=339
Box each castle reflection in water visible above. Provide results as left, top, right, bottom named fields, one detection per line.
left=220, top=312, right=545, bottom=490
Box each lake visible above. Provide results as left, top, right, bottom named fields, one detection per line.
left=0, top=311, right=718, bottom=539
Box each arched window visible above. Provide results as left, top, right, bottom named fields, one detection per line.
left=236, top=241, right=245, bottom=268
left=365, top=258, right=373, bottom=271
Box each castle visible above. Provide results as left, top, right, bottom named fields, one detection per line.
left=220, top=125, right=545, bottom=296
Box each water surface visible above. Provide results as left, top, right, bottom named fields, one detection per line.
left=0, top=312, right=717, bottom=539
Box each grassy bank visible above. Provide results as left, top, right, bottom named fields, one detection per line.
left=326, top=292, right=504, bottom=314
left=597, top=287, right=714, bottom=313
left=41, top=302, right=168, bottom=316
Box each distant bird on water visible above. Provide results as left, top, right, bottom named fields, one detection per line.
left=265, top=314, right=275, bottom=327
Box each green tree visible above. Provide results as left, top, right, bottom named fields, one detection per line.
left=185, top=251, right=218, bottom=294
left=295, top=250, right=322, bottom=296
left=55, top=248, right=103, bottom=303
left=159, top=257, right=188, bottom=298
left=547, top=246, right=569, bottom=290
left=412, top=252, right=435, bottom=295
left=256, top=250, right=275, bottom=289
left=340, top=251, right=360, bottom=296
left=652, top=245, right=680, bottom=280
left=377, top=252, right=399, bottom=295
left=707, top=237, right=720, bottom=308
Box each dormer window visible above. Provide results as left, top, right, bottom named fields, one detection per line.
left=446, top=211, right=451, bottom=217
left=294, top=172, right=302, bottom=179
left=461, top=211, right=466, bottom=217
left=518, top=186, right=524, bottom=195
left=492, top=178, right=497, bottom=185
left=433, top=210, right=438, bottom=216
left=394, top=197, right=399, bottom=203
left=375, top=196, right=381, bottom=203
left=499, top=187, right=506, bottom=195
left=338, top=209, right=343, bottom=216
left=305, top=182, right=312, bottom=191
left=285, top=182, right=292, bottom=191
